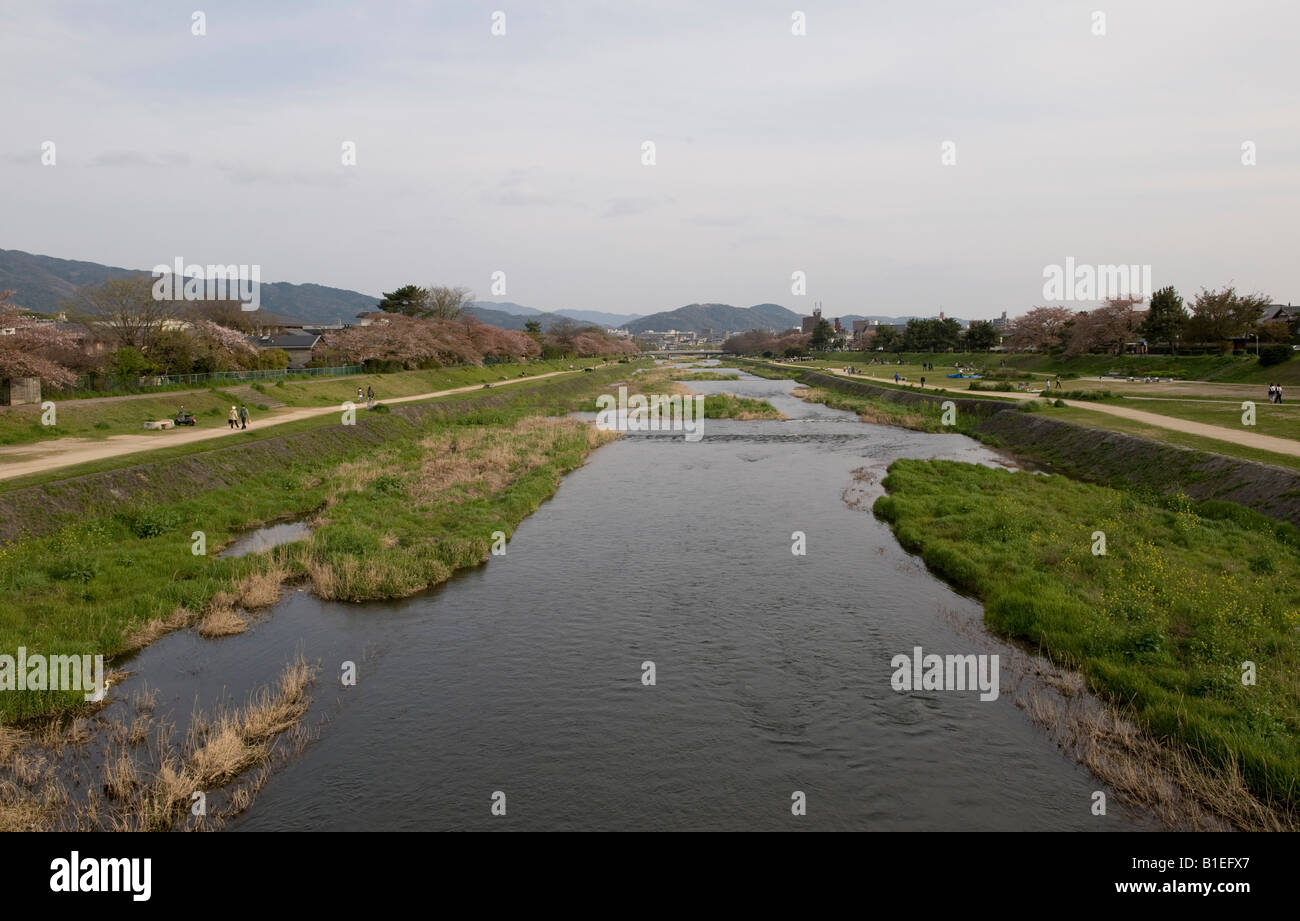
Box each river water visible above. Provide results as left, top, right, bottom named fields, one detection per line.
left=110, top=367, right=1148, bottom=830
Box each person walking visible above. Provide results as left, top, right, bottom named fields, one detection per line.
left=366, top=385, right=374, bottom=404
left=239, top=404, right=249, bottom=429
left=1277, top=384, right=1284, bottom=404
left=894, top=372, right=900, bottom=383
left=1268, top=383, right=1275, bottom=403
left=920, top=376, right=926, bottom=389
left=227, top=406, right=238, bottom=430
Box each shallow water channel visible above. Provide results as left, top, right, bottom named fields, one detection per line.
left=107, top=368, right=1151, bottom=830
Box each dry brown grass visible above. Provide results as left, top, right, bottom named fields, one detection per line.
left=197, top=608, right=248, bottom=638
left=410, top=417, right=595, bottom=505
left=236, top=565, right=286, bottom=609
left=104, top=747, right=140, bottom=800
left=1017, top=686, right=1292, bottom=831
left=0, top=656, right=318, bottom=832
left=122, top=605, right=201, bottom=653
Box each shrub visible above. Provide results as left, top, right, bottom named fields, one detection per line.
left=48, top=556, right=97, bottom=583
left=126, top=506, right=181, bottom=538
left=369, top=474, right=405, bottom=496
left=1258, top=344, right=1293, bottom=367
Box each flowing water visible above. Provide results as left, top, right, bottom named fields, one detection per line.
left=107, top=369, right=1151, bottom=830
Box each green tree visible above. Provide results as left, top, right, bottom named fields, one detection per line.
left=873, top=326, right=903, bottom=352
left=1186, top=286, right=1271, bottom=345
left=375, top=284, right=428, bottom=315
left=256, top=347, right=291, bottom=370
left=524, top=319, right=544, bottom=346
left=1140, top=286, right=1188, bottom=353
left=108, top=346, right=156, bottom=377
left=809, top=317, right=834, bottom=351
left=963, top=320, right=998, bottom=350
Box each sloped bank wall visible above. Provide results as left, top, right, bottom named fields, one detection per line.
left=786, top=365, right=1300, bottom=529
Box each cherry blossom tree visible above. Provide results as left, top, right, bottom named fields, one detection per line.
left=0, top=290, right=84, bottom=388
left=1005, top=306, right=1076, bottom=352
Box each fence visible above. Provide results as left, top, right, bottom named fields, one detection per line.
left=73, top=365, right=364, bottom=393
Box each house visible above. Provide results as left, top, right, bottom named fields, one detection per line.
left=249, top=331, right=321, bottom=368
left=1259, top=304, right=1296, bottom=325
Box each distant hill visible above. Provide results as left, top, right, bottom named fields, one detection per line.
left=471, top=300, right=545, bottom=316
left=0, top=248, right=381, bottom=324
left=622, top=303, right=802, bottom=335
left=474, top=301, right=641, bottom=327
left=556, top=308, right=642, bottom=326
left=463, top=304, right=574, bottom=331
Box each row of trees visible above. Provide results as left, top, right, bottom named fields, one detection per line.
left=721, top=328, right=812, bottom=358
left=317, top=313, right=639, bottom=370
left=339, top=284, right=640, bottom=368
left=1006, top=286, right=1279, bottom=356
left=1, top=280, right=283, bottom=387
left=870, top=317, right=1000, bottom=352
left=2, top=276, right=641, bottom=389
left=720, top=284, right=1283, bottom=360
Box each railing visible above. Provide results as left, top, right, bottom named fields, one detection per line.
left=73, top=365, right=364, bottom=392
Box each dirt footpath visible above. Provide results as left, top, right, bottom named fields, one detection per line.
left=0, top=369, right=579, bottom=482
left=834, top=369, right=1300, bottom=458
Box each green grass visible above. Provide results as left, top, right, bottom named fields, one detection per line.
left=0, top=358, right=607, bottom=447
left=667, top=370, right=741, bottom=381
left=1081, top=398, right=1300, bottom=442
left=1044, top=406, right=1300, bottom=473
left=700, top=393, right=782, bottom=419
left=0, top=363, right=640, bottom=723
left=805, top=350, right=1300, bottom=385
left=874, top=460, right=1300, bottom=811
left=792, top=386, right=978, bottom=434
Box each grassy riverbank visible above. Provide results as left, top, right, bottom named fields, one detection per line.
left=0, top=364, right=638, bottom=724
left=0, top=358, right=609, bottom=447
left=800, top=350, right=1300, bottom=386
left=874, top=460, right=1300, bottom=816
left=791, top=386, right=974, bottom=433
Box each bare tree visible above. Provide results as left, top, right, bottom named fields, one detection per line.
left=64, top=275, right=178, bottom=351
left=424, top=285, right=474, bottom=321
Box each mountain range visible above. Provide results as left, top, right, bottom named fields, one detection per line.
left=623, top=303, right=802, bottom=334
left=0, top=248, right=955, bottom=335
left=0, top=248, right=380, bottom=325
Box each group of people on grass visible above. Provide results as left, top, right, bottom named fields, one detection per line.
left=1268, top=383, right=1285, bottom=404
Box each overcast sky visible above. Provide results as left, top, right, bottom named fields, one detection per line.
left=2, top=0, right=1296, bottom=320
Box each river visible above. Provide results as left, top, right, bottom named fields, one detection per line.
left=107, top=366, right=1150, bottom=830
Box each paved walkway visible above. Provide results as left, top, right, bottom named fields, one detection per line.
left=0, top=369, right=584, bottom=482
left=828, top=369, right=1300, bottom=458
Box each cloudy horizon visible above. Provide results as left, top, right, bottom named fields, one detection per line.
left=3, top=0, right=1297, bottom=320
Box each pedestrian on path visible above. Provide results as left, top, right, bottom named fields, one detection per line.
left=894, top=372, right=900, bottom=383
left=227, top=406, right=238, bottom=429
left=1277, top=385, right=1284, bottom=404
left=239, top=405, right=249, bottom=429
